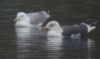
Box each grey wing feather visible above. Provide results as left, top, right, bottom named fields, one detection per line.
left=27, top=11, right=50, bottom=25
left=62, top=25, right=80, bottom=36
left=62, top=23, right=88, bottom=36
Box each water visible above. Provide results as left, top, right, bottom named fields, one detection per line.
left=15, top=27, right=95, bottom=59
left=0, top=0, right=99, bottom=59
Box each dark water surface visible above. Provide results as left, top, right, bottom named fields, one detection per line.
left=0, top=0, right=100, bottom=59
left=16, top=27, right=95, bottom=59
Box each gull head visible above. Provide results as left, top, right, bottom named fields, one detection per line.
left=42, top=21, right=62, bottom=32
left=14, top=12, right=29, bottom=22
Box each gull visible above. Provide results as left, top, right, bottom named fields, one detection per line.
left=14, top=11, right=50, bottom=28
left=42, top=20, right=97, bottom=39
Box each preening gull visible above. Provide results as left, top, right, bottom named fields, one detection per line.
left=14, top=11, right=50, bottom=27
left=42, top=20, right=96, bottom=39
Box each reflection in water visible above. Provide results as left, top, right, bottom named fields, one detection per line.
left=46, top=37, right=63, bottom=59
left=88, top=39, right=95, bottom=59
left=62, top=38, right=86, bottom=59
left=62, top=37, right=95, bottom=59
left=16, top=27, right=47, bottom=59
left=15, top=27, right=95, bottom=59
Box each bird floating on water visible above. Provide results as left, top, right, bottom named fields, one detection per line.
left=14, top=11, right=50, bottom=28
left=42, top=20, right=97, bottom=39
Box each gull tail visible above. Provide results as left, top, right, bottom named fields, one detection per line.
left=89, top=20, right=97, bottom=27
left=86, top=20, right=98, bottom=32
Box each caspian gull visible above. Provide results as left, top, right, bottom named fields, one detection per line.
left=42, top=20, right=96, bottom=39
left=14, top=11, right=50, bottom=28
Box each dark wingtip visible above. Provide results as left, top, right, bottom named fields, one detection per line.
left=90, top=20, right=98, bottom=26
left=84, top=19, right=98, bottom=26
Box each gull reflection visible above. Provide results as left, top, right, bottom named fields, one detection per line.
left=88, top=38, right=95, bottom=59
left=15, top=26, right=95, bottom=59
left=62, top=37, right=95, bottom=59
left=46, top=37, right=63, bottom=59
left=15, top=27, right=46, bottom=59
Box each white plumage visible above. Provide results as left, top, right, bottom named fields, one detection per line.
left=43, top=21, right=96, bottom=39
left=14, top=11, right=50, bottom=27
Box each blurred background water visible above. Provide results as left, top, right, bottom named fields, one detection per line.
left=0, top=0, right=100, bottom=59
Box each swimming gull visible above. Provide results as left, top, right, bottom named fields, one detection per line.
left=14, top=11, right=50, bottom=27
left=42, top=20, right=96, bottom=39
